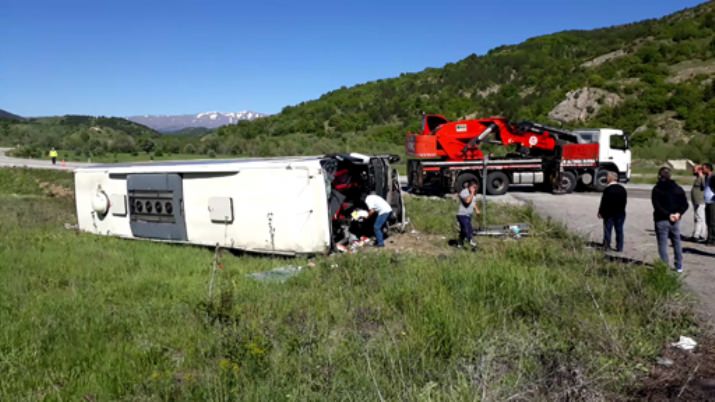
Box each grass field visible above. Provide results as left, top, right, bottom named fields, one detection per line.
left=0, top=168, right=698, bottom=400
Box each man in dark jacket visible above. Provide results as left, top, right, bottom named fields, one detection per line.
left=598, top=171, right=627, bottom=252
left=703, top=163, right=715, bottom=245
left=651, top=167, right=689, bottom=273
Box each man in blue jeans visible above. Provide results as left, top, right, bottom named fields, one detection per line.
left=651, top=167, right=689, bottom=273
left=365, top=192, right=393, bottom=247
left=456, top=180, right=480, bottom=248
left=598, top=171, right=627, bottom=252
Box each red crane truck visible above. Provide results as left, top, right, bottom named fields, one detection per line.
left=406, top=114, right=631, bottom=195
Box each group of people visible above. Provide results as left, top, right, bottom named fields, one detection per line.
left=691, top=163, right=715, bottom=244
left=599, top=163, right=715, bottom=273
left=324, top=164, right=715, bottom=262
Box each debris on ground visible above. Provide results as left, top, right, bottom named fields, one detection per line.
left=475, top=223, right=530, bottom=238
left=248, top=266, right=303, bottom=283
left=672, top=336, right=698, bottom=351
left=656, top=357, right=674, bottom=367
left=637, top=333, right=715, bottom=400
left=335, top=236, right=371, bottom=253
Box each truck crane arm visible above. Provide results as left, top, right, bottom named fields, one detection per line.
left=407, top=114, right=575, bottom=161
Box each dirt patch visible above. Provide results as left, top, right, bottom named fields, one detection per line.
left=666, top=60, right=715, bottom=84
left=633, top=111, right=688, bottom=143
left=548, top=87, right=622, bottom=123
left=636, top=333, right=715, bottom=401
left=353, top=306, right=383, bottom=339
left=383, top=231, right=457, bottom=257
left=38, top=180, right=74, bottom=198
left=581, top=49, right=627, bottom=69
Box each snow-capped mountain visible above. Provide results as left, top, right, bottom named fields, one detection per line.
left=127, top=111, right=266, bottom=133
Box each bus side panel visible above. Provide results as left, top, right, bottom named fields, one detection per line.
left=182, top=166, right=331, bottom=254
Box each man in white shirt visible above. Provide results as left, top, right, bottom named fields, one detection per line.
left=365, top=192, right=393, bottom=247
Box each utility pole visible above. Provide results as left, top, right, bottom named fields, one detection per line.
left=481, top=155, right=488, bottom=229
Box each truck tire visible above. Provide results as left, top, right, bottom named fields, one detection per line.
left=556, top=171, right=577, bottom=194
left=486, top=171, right=509, bottom=196
left=409, top=170, right=419, bottom=194
left=454, top=173, right=479, bottom=193
left=592, top=170, right=610, bottom=192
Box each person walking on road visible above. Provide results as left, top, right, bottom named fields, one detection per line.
left=598, top=171, right=627, bottom=252
left=456, top=181, right=481, bottom=248
left=49, top=147, right=58, bottom=165
left=703, top=163, right=715, bottom=246
left=651, top=167, right=689, bottom=273
left=365, top=192, right=393, bottom=248
left=690, top=164, right=708, bottom=242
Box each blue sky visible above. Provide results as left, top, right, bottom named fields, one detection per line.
left=0, top=0, right=705, bottom=117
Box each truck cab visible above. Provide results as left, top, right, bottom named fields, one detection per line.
left=574, top=129, right=631, bottom=185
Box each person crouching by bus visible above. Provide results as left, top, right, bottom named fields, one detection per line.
left=457, top=180, right=480, bottom=248
left=597, top=171, right=627, bottom=252
left=49, top=147, right=58, bottom=165
left=365, top=192, right=393, bottom=248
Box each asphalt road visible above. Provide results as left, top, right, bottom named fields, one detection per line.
left=0, top=147, right=93, bottom=170
left=512, top=191, right=715, bottom=325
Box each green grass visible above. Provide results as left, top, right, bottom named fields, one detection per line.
left=0, top=168, right=698, bottom=400
left=630, top=175, right=692, bottom=186
left=630, top=160, right=693, bottom=186
left=0, top=168, right=75, bottom=196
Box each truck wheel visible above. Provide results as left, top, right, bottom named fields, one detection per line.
left=408, top=170, right=418, bottom=193
left=592, top=170, right=610, bottom=192
left=557, top=171, right=577, bottom=194
left=486, top=171, right=509, bottom=196
left=454, top=173, right=479, bottom=193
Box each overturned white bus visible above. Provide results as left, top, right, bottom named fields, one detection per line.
left=74, top=154, right=405, bottom=255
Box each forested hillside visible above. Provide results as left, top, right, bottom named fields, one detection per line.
left=0, top=115, right=162, bottom=158
left=207, top=1, right=715, bottom=161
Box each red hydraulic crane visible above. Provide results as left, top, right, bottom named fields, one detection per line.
left=406, top=114, right=626, bottom=195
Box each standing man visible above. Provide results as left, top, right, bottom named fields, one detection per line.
left=651, top=167, right=689, bottom=272
left=365, top=192, right=393, bottom=248
left=49, top=147, right=58, bottom=165
left=597, top=171, right=627, bottom=252
left=703, top=163, right=715, bottom=245
left=456, top=181, right=481, bottom=248
left=690, top=164, right=708, bottom=243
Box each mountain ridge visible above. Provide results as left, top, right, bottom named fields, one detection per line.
left=0, top=109, right=24, bottom=121
left=128, top=111, right=266, bottom=133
